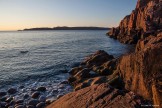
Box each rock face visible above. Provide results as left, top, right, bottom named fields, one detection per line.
left=47, top=83, right=148, bottom=108
left=107, top=0, right=162, bottom=44
left=117, top=34, right=162, bottom=106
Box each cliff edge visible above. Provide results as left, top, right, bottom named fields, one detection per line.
left=107, top=0, right=162, bottom=44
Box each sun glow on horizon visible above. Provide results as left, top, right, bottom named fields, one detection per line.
left=0, top=0, right=137, bottom=31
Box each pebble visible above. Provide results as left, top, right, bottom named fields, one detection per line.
left=15, top=105, right=24, bottom=108
left=0, top=102, right=7, bottom=107
left=60, top=81, right=69, bottom=84
left=36, top=86, right=46, bottom=92
left=19, top=85, right=24, bottom=89
left=31, top=91, right=41, bottom=99
left=52, top=89, right=58, bottom=94
left=24, top=93, right=29, bottom=99
left=36, top=102, right=45, bottom=108
left=6, top=97, right=14, bottom=102
left=8, top=88, right=17, bottom=94
left=9, top=100, right=15, bottom=106
left=0, top=91, right=7, bottom=97
left=26, top=105, right=35, bottom=108
left=0, top=96, right=7, bottom=101
left=28, top=99, right=39, bottom=106
left=57, top=94, right=63, bottom=99
left=15, top=99, right=24, bottom=104
left=39, top=95, right=46, bottom=102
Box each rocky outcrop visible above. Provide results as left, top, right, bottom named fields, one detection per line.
left=47, top=83, right=149, bottom=108
left=47, top=34, right=162, bottom=108
left=116, top=34, right=162, bottom=106
left=107, top=0, right=162, bottom=44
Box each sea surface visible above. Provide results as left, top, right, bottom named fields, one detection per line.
left=0, top=30, right=133, bottom=101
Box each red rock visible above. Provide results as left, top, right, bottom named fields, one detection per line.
left=47, top=83, right=149, bottom=108
left=107, top=0, right=162, bottom=44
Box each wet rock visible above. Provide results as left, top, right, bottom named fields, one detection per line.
left=69, top=66, right=83, bottom=75
left=9, top=100, right=15, bottom=106
left=7, top=88, right=17, bottom=94
left=36, top=102, right=45, bottom=108
left=26, top=105, right=35, bottom=108
left=52, top=89, right=58, bottom=94
left=15, top=100, right=24, bottom=104
left=28, top=99, right=39, bottom=106
left=45, top=99, right=52, bottom=105
left=19, top=85, right=24, bottom=89
left=57, top=94, right=63, bottom=99
left=0, top=102, right=7, bottom=107
left=60, top=80, right=69, bottom=84
left=0, top=96, right=7, bottom=101
left=39, top=96, right=46, bottom=102
left=15, top=105, right=25, bottom=108
left=36, top=87, right=46, bottom=92
left=31, top=91, right=41, bottom=99
left=24, top=93, right=29, bottom=99
left=0, top=91, right=7, bottom=97
left=6, top=97, right=14, bottom=102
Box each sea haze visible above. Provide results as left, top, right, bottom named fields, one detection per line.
left=0, top=30, right=133, bottom=91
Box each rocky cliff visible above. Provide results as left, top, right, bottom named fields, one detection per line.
left=107, top=0, right=162, bottom=44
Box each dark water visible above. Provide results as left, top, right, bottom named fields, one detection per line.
left=0, top=30, right=133, bottom=100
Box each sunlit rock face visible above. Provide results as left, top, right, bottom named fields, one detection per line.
left=117, top=34, right=162, bottom=106
left=107, top=0, right=162, bottom=44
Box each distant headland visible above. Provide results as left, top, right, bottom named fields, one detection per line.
left=19, top=26, right=110, bottom=31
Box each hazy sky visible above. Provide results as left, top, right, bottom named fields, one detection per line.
left=0, top=0, right=137, bottom=31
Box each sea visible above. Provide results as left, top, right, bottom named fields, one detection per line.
left=0, top=30, right=133, bottom=102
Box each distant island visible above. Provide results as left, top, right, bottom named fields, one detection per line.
left=18, top=26, right=110, bottom=31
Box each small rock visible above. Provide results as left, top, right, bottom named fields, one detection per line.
left=7, top=88, right=17, bottom=94
left=0, top=102, right=7, bottom=107
left=19, top=85, right=24, bottom=89
left=9, top=100, right=15, bottom=106
left=24, top=93, right=29, bottom=99
left=57, top=94, right=63, bottom=99
left=58, top=84, right=65, bottom=89
left=36, top=87, right=46, bottom=92
left=31, top=91, right=40, bottom=99
left=0, top=91, right=7, bottom=97
left=26, top=105, right=35, bottom=108
left=15, top=99, right=24, bottom=104
left=0, top=96, right=7, bottom=101
left=15, top=105, right=24, bottom=108
left=39, top=96, right=46, bottom=102
left=36, top=102, right=45, bottom=108
left=45, top=99, right=52, bottom=105
left=28, top=99, right=39, bottom=106
left=6, top=97, right=14, bottom=102
left=52, top=89, right=58, bottom=94
left=60, top=80, right=69, bottom=84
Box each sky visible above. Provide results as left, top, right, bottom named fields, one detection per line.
left=0, top=0, right=137, bottom=31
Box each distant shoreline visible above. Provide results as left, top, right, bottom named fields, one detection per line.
left=18, top=26, right=110, bottom=31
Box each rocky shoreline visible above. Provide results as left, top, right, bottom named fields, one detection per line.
left=47, top=0, right=162, bottom=108
left=47, top=33, right=162, bottom=108
left=0, top=79, right=73, bottom=108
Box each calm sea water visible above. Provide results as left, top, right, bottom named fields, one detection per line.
left=0, top=30, right=133, bottom=89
